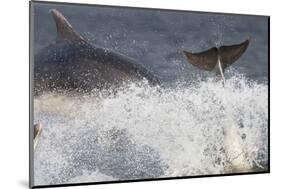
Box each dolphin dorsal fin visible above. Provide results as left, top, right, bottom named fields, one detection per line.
left=182, top=39, right=250, bottom=72
left=49, top=9, right=85, bottom=42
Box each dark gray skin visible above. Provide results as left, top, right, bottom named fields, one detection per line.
left=34, top=9, right=160, bottom=96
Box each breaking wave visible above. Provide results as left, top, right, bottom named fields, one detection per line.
left=33, top=75, right=268, bottom=185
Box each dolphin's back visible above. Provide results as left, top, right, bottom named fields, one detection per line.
left=34, top=9, right=160, bottom=95
left=35, top=39, right=159, bottom=94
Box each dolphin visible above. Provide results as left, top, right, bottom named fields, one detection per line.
left=34, top=9, right=160, bottom=96
left=183, top=40, right=255, bottom=172
left=182, top=40, right=250, bottom=85
left=33, top=9, right=161, bottom=149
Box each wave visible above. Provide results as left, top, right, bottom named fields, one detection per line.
left=33, top=75, right=268, bottom=185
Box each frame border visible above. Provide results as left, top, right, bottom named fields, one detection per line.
left=29, top=1, right=270, bottom=188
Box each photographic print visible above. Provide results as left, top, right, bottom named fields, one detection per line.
left=30, top=1, right=269, bottom=188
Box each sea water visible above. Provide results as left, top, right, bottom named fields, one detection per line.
left=33, top=75, right=268, bottom=185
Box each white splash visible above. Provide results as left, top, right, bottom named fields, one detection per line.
left=33, top=75, right=268, bottom=185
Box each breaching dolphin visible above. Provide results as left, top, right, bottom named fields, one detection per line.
left=34, top=9, right=160, bottom=96
left=182, top=40, right=249, bottom=85
left=183, top=40, right=256, bottom=172
left=33, top=9, right=160, bottom=149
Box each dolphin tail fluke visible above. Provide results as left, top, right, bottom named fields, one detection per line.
left=219, top=40, right=250, bottom=69
left=34, top=123, right=43, bottom=150
left=182, top=40, right=250, bottom=72
left=49, top=9, right=85, bottom=42
left=182, top=47, right=219, bottom=71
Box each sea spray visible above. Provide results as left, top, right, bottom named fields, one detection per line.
left=34, top=75, right=268, bottom=185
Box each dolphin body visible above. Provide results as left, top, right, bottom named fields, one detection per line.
left=34, top=9, right=160, bottom=96
left=33, top=9, right=160, bottom=149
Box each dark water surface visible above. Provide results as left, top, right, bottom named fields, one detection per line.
left=32, top=2, right=268, bottom=84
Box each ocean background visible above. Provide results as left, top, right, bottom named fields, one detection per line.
left=32, top=2, right=268, bottom=186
